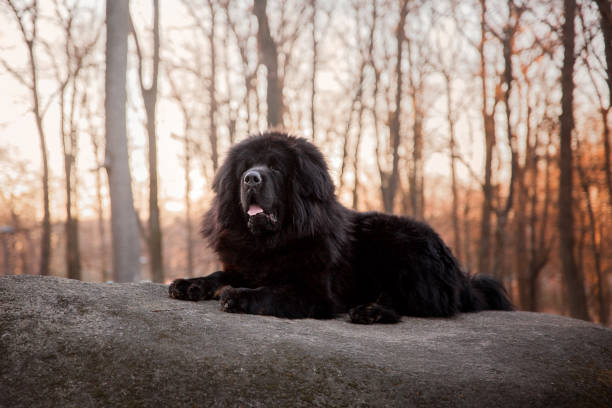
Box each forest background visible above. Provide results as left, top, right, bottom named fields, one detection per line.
left=0, top=0, right=610, bottom=325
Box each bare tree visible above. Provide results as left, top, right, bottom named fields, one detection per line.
left=105, top=0, right=141, bottom=282
left=167, top=70, right=195, bottom=278
left=513, top=51, right=555, bottom=311
left=220, top=15, right=238, bottom=145
left=436, top=42, right=463, bottom=260
left=310, top=0, right=317, bottom=141
left=1, top=1, right=51, bottom=276
left=406, top=34, right=426, bottom=220
left=378, top=0, right=408, bottom=213
left=350, top=1, right=370, bottom=209
left=515, top=92, right=547, bottom=310
left=491, top=1, right=522, bottom=285
left=86, top=94, right=109, bottom=282
left=46, top=0, right=101, bottom=280
left=593, top=0, right=612, bottom=211
left=451, top=0, right=503, bottom=276
left=558, top=0, right=589, bottom=320
left=463, top=190, right=473, bottom=272
left=338, top=66, right=364, bottom=197
left=129, top=0, right=163, bottom=283
left=183, top=0, right=220, bottom=170
left=207, top=0, right=218, bottom=169
left=576, top=152, right=607, bottom=325
left=222, top=0, right=258, bottom=134
left=526, top=130, right=553, bottom=311
left=476, top=0, right=502, bottom=277
left=338, top=1, right=367, bottom=196
left=253, top=0, right=284, bottom=128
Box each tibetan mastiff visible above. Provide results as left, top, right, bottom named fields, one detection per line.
left=169, top=132, right=513, bottom=323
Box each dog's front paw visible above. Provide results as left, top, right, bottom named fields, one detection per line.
left=169, top=279, right=191, bottom=300
left=169, top=278, right=215, bottom=301
left=348, top=303, right=400, bottom=324
left=348, top=304, right=382, bottom=324
left=219, top=287, right=248, bottom=313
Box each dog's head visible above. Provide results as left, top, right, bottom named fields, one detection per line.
left=203, top=132, right=336, bottom=241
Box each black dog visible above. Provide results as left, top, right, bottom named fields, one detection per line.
left=169, top=132, right=513, bottom=323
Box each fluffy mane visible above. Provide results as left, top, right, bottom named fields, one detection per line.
left=202, top=133, right=349, bottom=257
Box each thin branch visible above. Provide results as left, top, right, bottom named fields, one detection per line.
left=0, top=58, right=31, bottom=88
left=128, top=11, right=146, bottom=92
left=455, top=154, right=485, bottom=188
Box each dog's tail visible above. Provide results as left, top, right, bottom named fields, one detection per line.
left=461, top=274, right=514, bottom=312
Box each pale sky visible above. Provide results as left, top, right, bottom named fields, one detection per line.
left=3, top=0, right=598, bottom=223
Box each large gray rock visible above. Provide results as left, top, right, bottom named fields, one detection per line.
left=0, top=275, right=610, bottom=407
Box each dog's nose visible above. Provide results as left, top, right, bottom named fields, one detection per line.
left=243, top=169, right=262, bottom=187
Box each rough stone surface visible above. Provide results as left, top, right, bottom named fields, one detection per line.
left=0, top=275, right=610, bottom=407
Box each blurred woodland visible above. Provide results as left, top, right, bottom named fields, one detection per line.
left=0, top=0, right=610, bottom=324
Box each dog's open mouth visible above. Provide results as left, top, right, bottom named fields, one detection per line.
left=246, top=204, right=278, bottom=223
left=246, top=203, right=278, bottom=234
left=247, top=204, right=264, bottom=216
left=247, top=205, right=278, bottom=222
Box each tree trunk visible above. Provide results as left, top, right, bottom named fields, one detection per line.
left=527, top=135, right=552, bottom=311
left=207, top=0, right=219, bottom=170
left=526, top=173, right=540, bottom=312
left=105, top=0, right=141, bottom=283
left=406, top=37, right=424, bottom=220
left=145, top=88, right=163, bottom=284
left=130, top=0, right=163, bottom=283
left=594, top=0, right=612, bottom=211
left=60, top=80, right=81, bottom=281
left=352, top=72, right=365, bottom=210
left=443, top=71, right=462, bottom=261
left=492, top=212, right=508, bottom=285
left=515, top=165, right=529, bottom=309
left=519, top=106, right=534, bottom=310
left=382, top=0, right=408, bottom=214
left=185, top=135, right=194, bottom=278
left=167, top=72, right=195, bottom=278
left=33, top=68, right=51, bottom=276
left=64, top=144, right=80, bottom=281
left=409, top=88, right=424, bottom=219
left=253, top=0, right=283, bottom=128
left=339, top=2, right=363, bottom=192
left=577, top=157, right=608, bottom=325
left=88, top=100, right=108, bottom=282
left=9, top=1, right=52, bottom=276
left=221, top=21, right=238, bottom=146
left=463, top=191, right=473, bottom=272
left=479, top=114, right=495, bottom=277
left=352, top=1, right=377, bottom=210
left=494, top=8, right=519, bottom=290
left=339, top=89, right=357, bottom=192
left=558, top=0, right=590, bottom=320
left=310, top=0, right=317, bottom=142
left=601, top=107, right=612, bottom=213
left=477, top=0, right=495, bottom=277
left=95, top=161, right=108, bottom=282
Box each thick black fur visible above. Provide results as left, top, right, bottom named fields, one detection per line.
left=169, top=132, right=514, bottom=323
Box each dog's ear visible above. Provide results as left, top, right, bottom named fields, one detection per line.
left=291, top=139, right=340, bottom=237
left=212, top=155, right=232, bottom=195
left=209, top=154, right=240, bottom=228
left=295, top=141, right=335, bottom=202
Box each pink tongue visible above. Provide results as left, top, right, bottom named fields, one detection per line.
left=247, top=204, right=264, bottom=216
